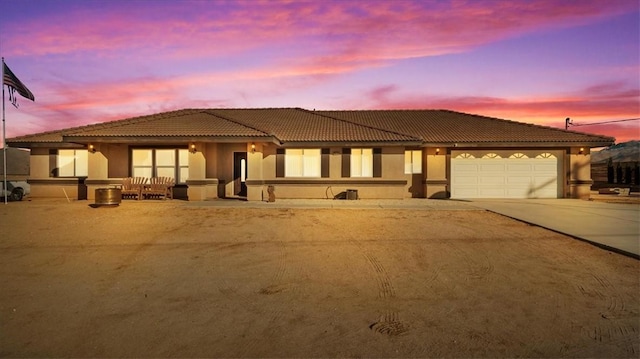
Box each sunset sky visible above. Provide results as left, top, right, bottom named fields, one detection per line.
left=1, top=0, right=638, bottom=144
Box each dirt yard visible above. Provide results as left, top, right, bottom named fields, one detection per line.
left=1, top=199, right=638, bottom=358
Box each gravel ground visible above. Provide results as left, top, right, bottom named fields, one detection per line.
left=1, top=199, right=638, bottom=357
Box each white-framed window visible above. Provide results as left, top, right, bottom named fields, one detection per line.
left=285, top=149, right=321, bottom=177
left=351, top=148, right=373, bottom=177
left=132, top=148, right=189, bottom=183
left=404, top=150, right=422, bottom=174
left=58, top=149, right=88, bottom=177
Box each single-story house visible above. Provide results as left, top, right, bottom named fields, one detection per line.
left=6, top=108, right=614, bottom=201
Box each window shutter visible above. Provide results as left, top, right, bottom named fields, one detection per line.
left=373, top=148, right=382, bottom=178
left=321, top=148, right=330, bottom=178
left=49, top=149, right=57, bottom=177
left=341, top=148, right=351, bottom=177
left=276, top=149, right=285, bottom=178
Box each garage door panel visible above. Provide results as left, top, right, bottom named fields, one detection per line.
left=479, top=164, right=505, bottom=172
left=455, top=188, right=480, bottom=197
left=452, top=156, right=559, bottom=199
left=506, top=188, right=531, bottom=197
left=507, top=176, right=534, bottom=184
left=478, top=188, right=507, bottom=197
left=453, top=176, right=478, bottom=185
left=453, top=164, right=479, bottom=172
left=534, top=164, right=557, bottom=171
left=479, top=176, right=505, bottom=185
left=506, top=164, right=533, bottom=171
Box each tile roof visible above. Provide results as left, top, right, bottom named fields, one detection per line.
left=208, top=108, right=420, bottom=143
left=7, top=108, right=614, bottom=147
left=317, top=110, right=614, bottom=145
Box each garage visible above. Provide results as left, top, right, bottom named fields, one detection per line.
left=451, top=151, right=560, bottom=199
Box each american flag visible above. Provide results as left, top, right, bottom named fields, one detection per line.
left=3, top=61, right=35, bottom=104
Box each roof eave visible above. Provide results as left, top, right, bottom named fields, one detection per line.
left=279, top=140, right=423, bottom=147
left=62, top=135, right=277, bottom=144
left=6, top=141, right=84, bottom=149
left=444, top=140, right=615, bottom=148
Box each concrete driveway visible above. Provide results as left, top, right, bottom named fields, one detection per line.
left=469, top=199, right=640, bottom=259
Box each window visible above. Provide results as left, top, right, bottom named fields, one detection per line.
left=351, top=148, right=373, bottom=177
left=455, top=153, right=475, bottom=159
left=404, top=150, right=422, bottom=174
left=509, top=153, right=528, bottom=158
left=58, top=149, right=88, bottom=177
left=341, top=148, right=381, bottom=178
left=482, top=153, right=501, bottom=158
left=285, top=149, right=321, bottom=177
left=132, top=148, right=189, bottom=183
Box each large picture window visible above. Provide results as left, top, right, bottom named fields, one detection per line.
left=404, top=150, right=422, bottom=174
left=58, top=149, right=88, bottom=177
left=132, top=148, right=189, bottom=183
left=350, top=148, right=373, bottom=177
left=285, top=149, right=321, bottom=177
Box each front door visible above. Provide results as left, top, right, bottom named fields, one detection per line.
left=233, top=152, right=247, bottom=197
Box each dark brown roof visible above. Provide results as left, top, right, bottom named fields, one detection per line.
left=209, top=108, right=420, bottom=143
left=7, top=108, right=614, bottom=147
left=318, top=110, right=614, bottom=145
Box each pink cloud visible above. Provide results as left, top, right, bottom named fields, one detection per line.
left=3, top=0, right=636, bottom=74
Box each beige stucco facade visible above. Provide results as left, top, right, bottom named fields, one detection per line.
left=19, top=142, right=597, bottom=202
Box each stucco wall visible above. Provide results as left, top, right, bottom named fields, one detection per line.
left=247, top=146, right=408, bottom=200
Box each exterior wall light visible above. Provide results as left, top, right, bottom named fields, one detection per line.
left=579, top=147, right=584, bottom=154
left=189, top=143, right=197, bottom=153
left=251, top=143, right=256, bottom=153
left=88, top=144, right=96, bottom=153
left=436, top=148, right=440, bottom=155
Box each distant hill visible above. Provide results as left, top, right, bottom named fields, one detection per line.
left=591, top=141, right=640, bottom=164
left=0, top=147, right=30, bottom=176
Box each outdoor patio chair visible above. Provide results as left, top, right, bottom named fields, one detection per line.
left=143, top=176, right=175, bottom=200
left=121, top=177, right=147, bottom=200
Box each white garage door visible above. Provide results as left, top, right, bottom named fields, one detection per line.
left=451, top=152, right=559, bottom=199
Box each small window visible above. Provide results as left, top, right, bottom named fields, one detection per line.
left=455, top=153, right=475, bottom=159
left=57, top=149, right=88, bottom=177
left=536, top=153, right=556, bottom=159
left=509, top=153, right=528, bottom=158
left=482, top=153, right=500, bottom=158
left=404, top=150, right=422, bottom=174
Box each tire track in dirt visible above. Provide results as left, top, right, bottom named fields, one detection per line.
left=449, top=242, right=495, bottom=282
left=359, top=249, right=395, bottom=299
left=369, top=312, right=409, bottom=336
left=573, top=273, right=638, bottom=356
left=349, top=239, right=409, bottom=337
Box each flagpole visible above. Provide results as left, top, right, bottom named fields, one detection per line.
left=2, top=57, right=7, bottom=204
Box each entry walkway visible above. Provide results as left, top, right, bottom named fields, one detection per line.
left=469, top=199, right=640, bottom=259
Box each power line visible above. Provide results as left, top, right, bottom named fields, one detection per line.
left=565, top=117, right=639, bottom=129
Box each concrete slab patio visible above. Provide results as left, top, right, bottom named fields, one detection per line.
left=469, top=199, right=640, bottom=259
